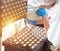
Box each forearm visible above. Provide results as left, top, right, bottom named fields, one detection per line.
left=43, top=15, right=50, bottom=32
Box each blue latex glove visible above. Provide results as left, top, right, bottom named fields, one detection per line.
left=36, top=8, right=47, bottom=19
left=26, top=18, right=37, bottom=25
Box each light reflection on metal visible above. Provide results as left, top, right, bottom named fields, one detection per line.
left=1, top=0, right=27, bottom=27
left=3, top=26, right=46, bottom=49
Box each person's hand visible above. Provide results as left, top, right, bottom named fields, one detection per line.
left=36, top=8, right=47, bottom=19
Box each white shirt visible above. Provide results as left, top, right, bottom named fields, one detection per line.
left=47, top=3, right=60, bottom=47
left=46, top=8, right=54, bottom=17
left=27, top=0, right=44, bottom=12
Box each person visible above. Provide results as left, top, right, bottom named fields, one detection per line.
left=37, top=0, right=60, bottom=51
left=26, top=0, right=45, bottom=27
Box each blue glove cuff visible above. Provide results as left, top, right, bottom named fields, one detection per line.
left=26, top=18, right=37, bottom=25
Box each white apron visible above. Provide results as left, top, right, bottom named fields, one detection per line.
left=47, top=3, right=60, bottom=47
